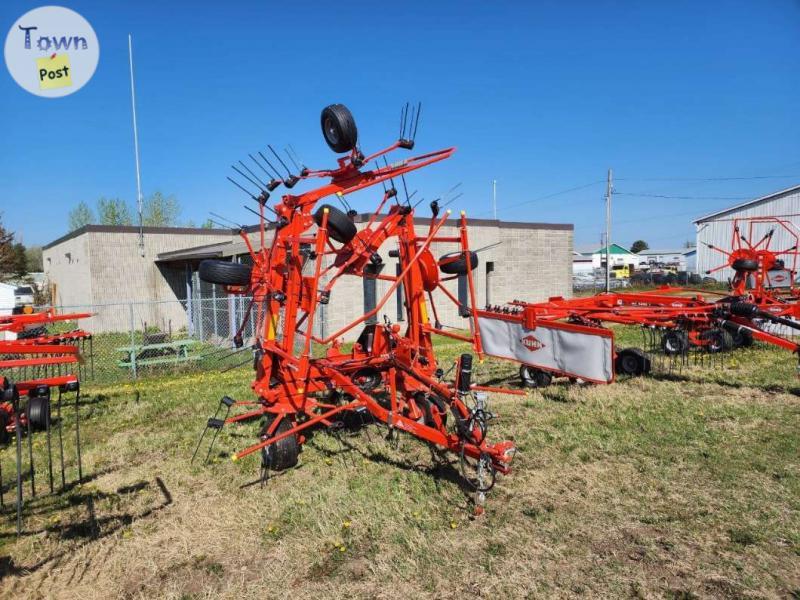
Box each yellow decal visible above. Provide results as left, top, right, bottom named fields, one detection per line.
left=37, top=53, right=72, bottom=90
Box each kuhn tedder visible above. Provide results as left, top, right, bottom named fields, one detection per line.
left=484, top=217, right=800, bottom=385
left=195, top=103, right=531, bottom=498
left=1, top=308, right=90, bottom=533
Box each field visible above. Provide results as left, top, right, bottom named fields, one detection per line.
left=0, top=327, right=798, bottom=599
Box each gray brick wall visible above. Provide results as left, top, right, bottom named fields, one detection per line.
left=42, top=219, right=572, bottom=338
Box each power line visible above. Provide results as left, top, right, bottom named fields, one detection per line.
left=475, top=180, right=604, bottom=217
left=615, top=192, right=751, bottom=201
left=616, top=174, right=800, bottom=182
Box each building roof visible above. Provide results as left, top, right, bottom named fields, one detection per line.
left=155, top=240, right=237, bottom=263
left=574, top=243, right=633, bottom=256
left=636, top=248, right=696, bottom=256
left=694, top=183, right=800, bottom=224
left=43, top=224, right=233, bottom=250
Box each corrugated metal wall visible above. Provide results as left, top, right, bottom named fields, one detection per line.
left=695, top=186, right=800, bottom=281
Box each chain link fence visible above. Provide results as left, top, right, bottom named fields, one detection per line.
left=13, top=297, right=276, bottom=385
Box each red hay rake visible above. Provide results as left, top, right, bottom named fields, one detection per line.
left=1, top=308, right=91, bottom=534
left=194, top=104, right=519, bottom=500
left=479, top=216, right=800, bottom=381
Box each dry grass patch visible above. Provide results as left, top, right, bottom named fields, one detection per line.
left=0, top=331, right=799, bottom=598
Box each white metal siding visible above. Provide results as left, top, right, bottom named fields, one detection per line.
left=695, top=188, right=800, bottom=281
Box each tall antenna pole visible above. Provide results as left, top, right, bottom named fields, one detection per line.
left=492, top=179, right=497, bottom=220
left=605, top=168, right=613, bottom=293
left=128, top=34, right=145, bottom=258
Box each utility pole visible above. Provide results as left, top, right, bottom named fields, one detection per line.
left=492, top=179, right=497, bottom=220
left=605, top=168, right=613, bottom=293
left=128, top=34, right=145, bottom=258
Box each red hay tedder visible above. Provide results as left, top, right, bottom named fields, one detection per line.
left=194, top=103, right=530, bottom=499
left=0, top=308, right=92, bottom=439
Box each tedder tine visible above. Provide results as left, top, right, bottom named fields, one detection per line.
left=75, top=386, right=83, bottom=483
left=14, top=393, right=24, bottom=536
left=191, top=396, right=234, bottom=464
left=26, top=401, right=35, bottom=498
left=57, top=386, right=66, bottom=490
left=46, top=393, right=54, bottom=493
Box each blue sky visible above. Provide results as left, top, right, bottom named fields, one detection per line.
left=2, top=1, right=799, bottom=249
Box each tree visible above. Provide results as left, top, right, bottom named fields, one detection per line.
left=142, top=192, right=180, bottom=227
left=201, top=219, right=214, bottom=229
left=12, top=243, right=27, bottom=279
left=630, top=240, right=649, bottom=254
left=68, top=201, right=94, bottom=231
left=96, top=197, right=132, bottom=225
left=0, top=215, right=14, bottom=280
left=25, top=245, right=43, bottom=272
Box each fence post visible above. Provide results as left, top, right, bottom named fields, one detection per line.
left=228, top=293, right=236, bottom=346
left=129, top=302, right=137, bottom=379
left=185, top=264, right=195, bottom=337
left=212, top=284, right=219, bottom=340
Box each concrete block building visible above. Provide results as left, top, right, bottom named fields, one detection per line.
left=43, top=215, right=573, bottom=340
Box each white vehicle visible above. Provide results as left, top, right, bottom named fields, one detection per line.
left=14, top=285, right=35, bottom=307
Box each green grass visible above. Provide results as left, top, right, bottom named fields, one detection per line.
left=0, top=328, right=798, bottom=598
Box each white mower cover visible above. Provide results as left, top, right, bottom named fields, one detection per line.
left=478, top=316, right=614, bottom=383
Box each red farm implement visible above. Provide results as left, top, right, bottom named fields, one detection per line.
left=477, top=216, right=800, bottom=385
left=193, top=103, right=582, bottom=501
left=1, top=308, right=90, bottom=533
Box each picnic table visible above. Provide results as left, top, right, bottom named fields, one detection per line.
left=116, top=339, right=200, bottom=370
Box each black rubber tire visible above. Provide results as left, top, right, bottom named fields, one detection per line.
left=661, top=330, right=689, bottom=355
left=26, top=396, right=50, bottom=431
left=199, top=260, right=252, bottom=287
left=731, top=328, right=754, bottom=348
left=519, top=365, right=552, bottom=388
left=0, top=411, right=9, bottom=445
left=414, top=393, right=448, bottom=427
left=615, top=347, right=651, bottom=376
left=732, top=258, right=758, bottom=272
left=314, top=204, right=357, bottom=244
left=352, top=368, right=381, bottom=392
left=260, top=417, right=299, bottom=471
left=701, top=329, right=732, bottom=354
left=320, top=104, right=358, bottom=153
left=438, top=251, right=479, bottom=275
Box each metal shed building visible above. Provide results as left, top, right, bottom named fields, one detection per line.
left=695, top=184, right=800, bottom=281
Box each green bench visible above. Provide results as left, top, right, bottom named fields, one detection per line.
left=116, top=339, right=201, bottom=370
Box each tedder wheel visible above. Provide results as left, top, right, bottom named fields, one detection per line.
left=661, top=330, right=689, bottom=355
left=413, top=392, right=448, bottom=427
left=701, top=329, right=731, bottom=353
left=731, top=328, right=754, bottom=348
left=199, top=259, right=253, bottom=287
left=259, top=417, right=299, bottom=471
left=732, top=258, right=758, bottom=272
left=313, top=204, right=357, bottom=244
left=438, top=251, right=479, bottom=275
left=615, top=347, right=651, bottom=377
left=519, top=365, right=552, bottom=388
left=352, top=368, right=381, bottom=392
left=26, top=396, right=50, bottom=430
left=320, top=104, right=358, bottom=153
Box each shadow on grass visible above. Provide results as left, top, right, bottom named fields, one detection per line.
left=0, top=476, right=172, bottom=580
left=647, top=371, right=800, bottom=396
